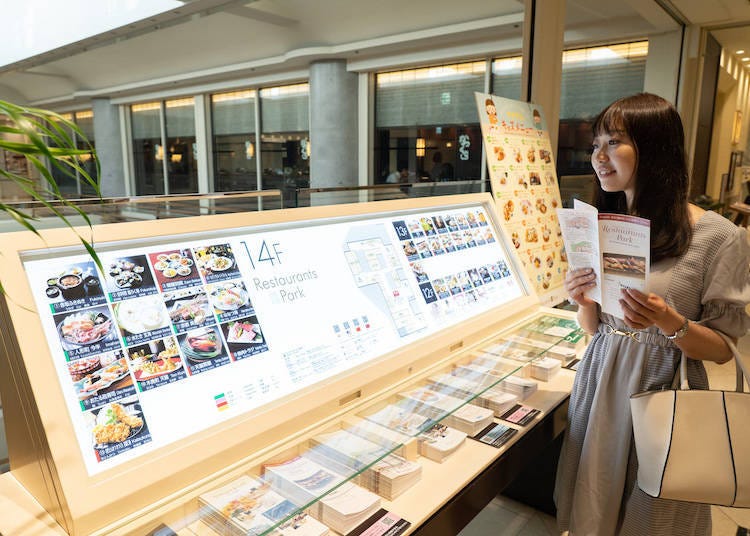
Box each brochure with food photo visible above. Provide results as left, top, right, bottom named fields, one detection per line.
left=557, top=199, right=650, bottom=319
left=178, top=325, right=231, bottom=375
left=163, top=285, right=215, bottom=333
left=67, top=350, right=136, bottom=411
left=207, top=280, right=255, bottom=322
left=84, top=395, right=152, bottom=462
left=102, top=255, right=158, bottom=301
left=193, top=243, right=241, bottom=283
left=220, top=315, right=269, bottom=360
left=148, top=249, right=201, bottom=292
left=112, top=294, right=172, bottom=346
left=127, top=336, right=188, bottom=391
left=199, top=475, right=329, bottom=536
left=43, top=260, right=106, bottom=314
left=53, top=305, right=121, bottom=360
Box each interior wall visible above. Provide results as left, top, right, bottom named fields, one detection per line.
left=707, top=70, right=735, bottom=200
left=706, top=49, right=750, bottom=204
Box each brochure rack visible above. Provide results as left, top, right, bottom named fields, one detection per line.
left=0, top=193, right=582, bottom=535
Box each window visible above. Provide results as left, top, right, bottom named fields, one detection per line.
left=211, top=90, right=257, bottom=192
left=165, top=97, right=197, bottom=194
left=131, top=102, right=164, bottom=196
left=131, top=98, right=199, bottom=195
left=491, top=56, right=523, bottom=101
left=260, top=83, right=310, bottom=207
left=49, top=110, right=97, bottom=197
left=375, top=61, right=490, bottom=185
left=557, top=41, right=648, bottom=176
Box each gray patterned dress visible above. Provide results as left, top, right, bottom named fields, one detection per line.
left=554, top=211, right=750, bottom=536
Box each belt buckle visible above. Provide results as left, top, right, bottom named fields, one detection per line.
left=605, top=324, right=641, bottom=342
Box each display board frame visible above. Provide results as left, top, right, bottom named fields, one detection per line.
left=0, top=193, right=540, bottom=535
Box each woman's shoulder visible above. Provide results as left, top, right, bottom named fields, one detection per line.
left=691, top=204, right=740, bottom=234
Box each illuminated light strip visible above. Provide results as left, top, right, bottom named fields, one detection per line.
left=212, top=89, right=256, bottom=103
left=562, top=41, right=649, bottom=65
left=260, top=83, right=310, bottom=99
left=166, top=97, right=195, bottom=108
left=131, top=102, right=161, bottom=112
left=376, top=60, right=486, bottom=87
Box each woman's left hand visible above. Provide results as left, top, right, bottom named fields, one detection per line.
left=619, top=288, right=670, bottom=330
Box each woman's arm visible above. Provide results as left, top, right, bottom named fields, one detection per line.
left=619, top=288, right=734, bottom=363
left=565, top=268, right=600, bottom=335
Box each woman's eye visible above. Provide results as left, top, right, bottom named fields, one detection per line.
left=608, top=139, right=619, bottom=145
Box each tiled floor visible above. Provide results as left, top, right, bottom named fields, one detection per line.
left=459, top=333, right=750, bottom=536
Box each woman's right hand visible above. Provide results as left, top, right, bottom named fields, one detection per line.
left=564, top=268, right=597, bottom=307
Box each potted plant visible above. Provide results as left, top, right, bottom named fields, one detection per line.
left=0, top=99, right=102, bottom=289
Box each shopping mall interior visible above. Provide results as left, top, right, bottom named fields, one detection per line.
left=0, top=1, right=749, bottom=535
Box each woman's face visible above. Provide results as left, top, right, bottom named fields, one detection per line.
left=591, top=129, right=637, bottom=204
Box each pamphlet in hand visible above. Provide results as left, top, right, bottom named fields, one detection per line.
left=556, top=200, right=650, bottom=319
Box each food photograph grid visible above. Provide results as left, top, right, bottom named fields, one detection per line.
left=31, top=242, right=270, bottom=465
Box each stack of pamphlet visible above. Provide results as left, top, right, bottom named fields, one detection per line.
left=416, top=423, right=467, bottom=462
left=263, top=456, right=380, bottom=535
left=362, top=401, right=466, bottom=462
left=463, top=353, right=521, bottom=379
left=497, top=375, right=538, bottom=400
left=198, top=474, right=329, bottom=536
left=308, top=429, right=422, bottom=500
left=428, top=371, right=518, bottom=417
left=397, top=386, right=494, bottom=436
left=455, top=364, right=538, bottom=401
left=341, top=417, right=418, bottom=460
left=506, top=334, right=578, bottom=365
left=362, top=399, right=436, bottom=436
left=481, top=340, right=538, bottom=362
left=530, top=357, right=561, bottom=381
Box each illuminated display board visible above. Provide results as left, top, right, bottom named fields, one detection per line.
left=22, top=203, right=526, bottom=475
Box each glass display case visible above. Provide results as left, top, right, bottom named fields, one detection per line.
left=0, top=193, right=583, bottom=536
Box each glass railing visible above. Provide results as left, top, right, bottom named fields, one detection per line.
left=0, top=190, right=284, bottom=233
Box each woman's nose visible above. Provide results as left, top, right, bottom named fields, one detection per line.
left=593, top=147, right=607, bottom=161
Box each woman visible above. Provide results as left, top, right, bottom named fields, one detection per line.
left=554, top=93, right=750, bottom=535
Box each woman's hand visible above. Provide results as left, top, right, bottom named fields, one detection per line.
left=619, top=288, right=675, bottom=331
left=565, top=268, right=597, bottom=307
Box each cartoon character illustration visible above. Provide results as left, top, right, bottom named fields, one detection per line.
left=485, top=98, right=499, bottom=125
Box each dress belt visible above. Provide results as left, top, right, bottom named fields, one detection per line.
left=597, top=322, right=675, bottom=348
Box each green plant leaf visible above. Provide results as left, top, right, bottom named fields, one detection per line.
left=0, top=99, right=104, bottom=287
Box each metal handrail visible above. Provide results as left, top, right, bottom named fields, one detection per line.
left=1, top=189, right=283, bottom=210
left=0, top=190, right=284, bottom=230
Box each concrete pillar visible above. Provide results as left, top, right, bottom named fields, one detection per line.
left=92, top=98, right=126, bottom=197
left=522, top=0, right=565, bottom=153
left=309, top=60, right=358, bottom=204
left=644, top=30, right=682, bottom=105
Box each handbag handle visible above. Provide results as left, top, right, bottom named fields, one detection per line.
left=678, top=330, right=750, bottom=392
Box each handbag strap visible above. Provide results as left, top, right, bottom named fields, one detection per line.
left=678, top=330, right=750, bottom=392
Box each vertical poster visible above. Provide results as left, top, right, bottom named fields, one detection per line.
left=475, top=92, right=568, bottom=305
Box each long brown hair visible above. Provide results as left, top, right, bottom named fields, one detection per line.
left=592, top=93, right=692, bottom=262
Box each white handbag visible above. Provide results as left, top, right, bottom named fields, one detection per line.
left=630, top=331, right=750, bottom=507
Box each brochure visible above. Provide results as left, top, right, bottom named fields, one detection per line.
left=556, top=200, right=650, bottom=319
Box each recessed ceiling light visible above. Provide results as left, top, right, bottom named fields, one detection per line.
left=743, top=57, right=750, bottom=62
left=738, top=49, right=746, bottom=54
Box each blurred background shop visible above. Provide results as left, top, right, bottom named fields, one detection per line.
left=0, top=0, right=749, bottom=532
